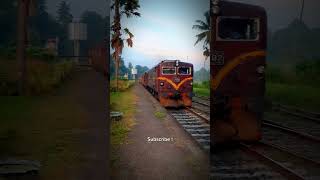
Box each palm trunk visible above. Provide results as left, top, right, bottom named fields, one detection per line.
left=300, top=0, right=305, bottom=22
left=114, top=0, right=121, bottom=91
left=17, top=0, right=30, bottom=95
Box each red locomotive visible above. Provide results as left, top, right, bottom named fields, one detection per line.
left=141, top=60, right=193, bottom=108
left=211, top=1, right=267, bottom=144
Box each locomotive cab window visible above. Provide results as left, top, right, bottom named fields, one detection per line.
left=162, top=67, right=176, bottom=75
left=178, top=67, right=191, bottom=75
left=217, top=17, right=259, bottom=41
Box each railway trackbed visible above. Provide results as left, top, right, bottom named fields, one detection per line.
left=167, top=108, right=210, bottom=151
left=192, top=96, right=210, bottom=115
left=262, top=120, right=320, bottom=164
left=193, top=96, right=320, bottom=179
left=242, top=141, right=320, bottom=180
left=272, top=103, right=320, bottom=124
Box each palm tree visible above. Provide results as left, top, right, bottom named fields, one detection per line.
left=110, top=0, right=140, bottom=91
left=193, top=11, right=210, bottom=59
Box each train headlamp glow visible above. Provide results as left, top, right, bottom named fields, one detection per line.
left=256, top=66, right=265, bottom=74
left=190, top=82, right=193, bottom=86
left=160, top=82, right=164, bottom=86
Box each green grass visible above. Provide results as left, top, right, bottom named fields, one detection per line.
left=154, top=110, right=166, bottom=121
left=193, top=81, right=210, bottom=97
left=110, top=87, right=137, bottom=167
left=0, top=95, right=88, bottom=178
left=193, top=87, right=210, bottom=97
left=266, top=82, right=320, bottom=111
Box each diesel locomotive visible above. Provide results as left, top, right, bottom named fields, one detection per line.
left=141, top=60, right=193, bottom=108
left=211, top=0, right=267, bottom=144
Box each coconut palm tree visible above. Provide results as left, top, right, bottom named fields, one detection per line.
left=193, top=11, right=210, bottom=59
left=110, top=0, right=140, bottom=91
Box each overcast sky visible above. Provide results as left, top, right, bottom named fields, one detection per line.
left=117, top=0, right=210, bottom=70
left=47, top=0, right=320, bottom=70
left=48, top=0, right=320, bottom=29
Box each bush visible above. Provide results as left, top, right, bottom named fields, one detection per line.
left=0, top=57, right=75, bottom=95
left=110, top=80, right=135, bottom=92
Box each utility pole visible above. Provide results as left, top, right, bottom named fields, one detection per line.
left=16, top=0, right=30, bottom=95
left=300, top=0, right=305, bottom=22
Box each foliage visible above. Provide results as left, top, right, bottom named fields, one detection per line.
left=192, top=11, right=210, bottom=59
left=0, top=0, right=17, bottom=45
left=266, top=82, right=320, bottom=111
left=110, top=79, right=135, bottom=92
left=0, top=46, right=57, bottom=60
left=80, top=11, right=108, bottom=56
left=135, top=65, right=149, bottom=78
left=268, top=19, right=320, bottom=63
left=266, top=59, right=320, bottom=88
left=193, top=81, right=210, bottom=89
left=194, top=67, right=209, bottom=82
left=29, top=0, right=62, bottom=46
left=0, top=57, right=75, bottom=95
left=57, top=1, right=73, bottom=26
left=154, top=110, right=166, bottom=121
left=193, top=81, right=210, bottom=97
left=110, top=0, right=141, bottom=91
left=110, top=89, right=137, bottom=167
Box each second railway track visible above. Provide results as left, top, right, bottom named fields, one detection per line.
left=167, top=108, right=210, bottom=151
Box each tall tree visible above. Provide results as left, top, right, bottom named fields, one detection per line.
left=57, top=1, right=73, bottom=26
left=81, top=11, right=106, bottom=55
left=56, top=0, right=73, bottom=55
left=29, top=0, right=61, bottom=45
left=110, top=0, right=140, bottom=91
left=128, top=62, right=133, bottom=79
left=193, top=11, right=211, bottom=59
left=0, top=0, right=18, bottom=45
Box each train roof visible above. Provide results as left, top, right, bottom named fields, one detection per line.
left=218, top=1, right=267, bottom=18
left=159, top=60, right=193, bottom=66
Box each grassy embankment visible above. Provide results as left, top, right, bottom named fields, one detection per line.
left=266, top=62, right=320, bottom=111
left=0, top=96, right=88, bottom=178
left=0, top=48, right=89, bottom=178
left=110, top=80, right=137, bottom=166
left=193, top=81, right=210, bottom=97
left=0, top=47, right=75, bottom=95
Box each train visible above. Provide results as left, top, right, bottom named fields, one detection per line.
left=141, top=60, right=193, bottom=108
left=210, top=1, right=267, bottom=144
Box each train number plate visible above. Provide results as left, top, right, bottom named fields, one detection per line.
left=211, top=51, right=224, bottom=65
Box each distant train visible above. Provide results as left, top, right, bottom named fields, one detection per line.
left=210, top=1, right=267, bottom=144
left=141, top=60, right=193, bottom=108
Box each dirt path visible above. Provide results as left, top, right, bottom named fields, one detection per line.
left=46, top=67, right=109, bottom=180
left=112, top=84, right=209, bottom=180
left=60, top=67, right=109, bottom=180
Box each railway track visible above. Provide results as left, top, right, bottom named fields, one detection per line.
left=194, top=96, right=320, bottom=179
left=261, top=121, right=320, bottom=163
left=211, top=147, right=285, bottom=179
left=241, top=141, right=320, bottom=180
left=272, top=103, right=320, bottom=123
left=192, top=96, right=210, bottom=115
left=167, top=108, right=210, bottom=151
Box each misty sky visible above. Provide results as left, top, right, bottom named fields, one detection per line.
left=117, top=0, right=210, bottom=70
left=48, top=0, right=320, bottom=29
left=47, top=0, right=320, bottom=70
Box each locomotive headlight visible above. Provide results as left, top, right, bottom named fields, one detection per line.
left=256, top=66, right=265, bottom=74
left=160, top=82, right=164, bottom=86
left=190, top=82, right=193, bottom=86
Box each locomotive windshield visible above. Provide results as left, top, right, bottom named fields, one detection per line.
left=162, top=67, right=176, bottom=75
left=178, top=67, right=191, bottom=75
left=217, top=17, right=259, bottom=41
